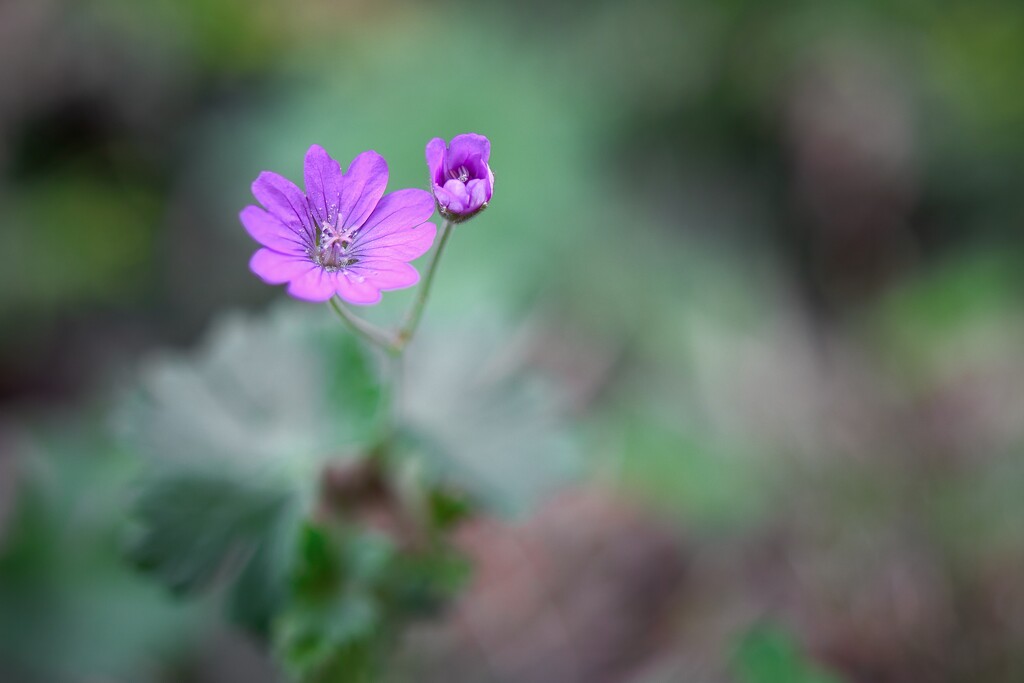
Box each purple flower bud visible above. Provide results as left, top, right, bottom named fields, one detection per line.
left=425, top=133, right=494, bottom=223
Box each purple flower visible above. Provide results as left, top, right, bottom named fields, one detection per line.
left=241, top=145, right=437, bottom=304
left=425, top=133, right=493, bottom=222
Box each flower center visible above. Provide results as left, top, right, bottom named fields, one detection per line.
left=315, top=222, right=359, bottom=270
left=447, top=165, right=470, bottom=183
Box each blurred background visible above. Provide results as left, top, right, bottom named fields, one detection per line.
left=1, top=0, right=1023, bottom=681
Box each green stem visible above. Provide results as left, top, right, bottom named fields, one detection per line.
left=328, top=297, right=397, bottom=351
left=394, top=219, right=453, bottom=352
left=327, top=218, right=453, bottom=354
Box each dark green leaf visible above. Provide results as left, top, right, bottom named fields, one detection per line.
left=733, top=624, right=844, bottom=683
left=275, top=523, right=469, bottom=683
left=426, top=487, right=474, bottom=532
left=128, top=470, right=297, bottom=600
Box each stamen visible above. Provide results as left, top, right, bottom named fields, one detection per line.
left=316, top=220, right=359, bottom=269
left=447, top=165, right=470, bottom=183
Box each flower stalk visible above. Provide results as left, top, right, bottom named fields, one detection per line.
left=328, top=297, right=396, bottom=351
left=394, top=218, right=452, bottom=352
left=233, top=135, right=492, bottom=680
left=328, top=218, right=453, bottom=356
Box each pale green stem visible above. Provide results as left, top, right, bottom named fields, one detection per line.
left=328, top=297, right=396, bottom=351
left=393, top=219, right=453, bottom=352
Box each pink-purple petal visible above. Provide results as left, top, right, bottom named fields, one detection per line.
left=252, top=171, right=310, bottom=229
left=335, top=273, right=383, bottom=306
left=425, top=137, right=447, bottom=184
left=353, top=221, right=436, bottom=261
left=442, top=179, right=471, bottom=213
left=466, top=178, right=490, bottom=209
left=249, top=249, right=315, bottom=284
left=432, top=183, right=454, bottom=210
left=339, top=150, right=388, bottom=231
left=240, top=206, right=308, bottom=253
left=286, top=268, right=337, bottom=302
left=350, top=258, right=421, bottom=290
left=447, top=133, right=491, bottom=167
left=466, top=157, right=491, bottom=183
left=358, top=188, right=435, bottom=237
left=304, top=145, right=343, bottom=227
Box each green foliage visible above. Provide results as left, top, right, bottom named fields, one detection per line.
left=275, top=525, right=387, bottom=683
left=94, top=0, right=290, bottom=73
left=733, top=624, right=845, bottom=683
left=880, top=251, right=1019, bottom=330
left=397, top=316, right=580, bottom=517
left=5, top=0, right=1024, bottom=680
left=0, top=430, right=197, bottom=682
left=426, top=487, right=474, bottom=533
left=0, top=174, right=159, bottom=320
left=120, top=304, right=486, bottom=675
left=119, top=306, right=387, bottom=479
left=274, top=523, right=468, bottom=683
left=127, top=470, right=300, bottom=633
left=121, top=305, right=388, bottom=634
left=129, top=472, right=292, bottom=594
left=610, top=417, right=772, bottom=529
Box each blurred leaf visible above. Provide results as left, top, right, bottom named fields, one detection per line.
left=869, top=251, right=1024, bottom=384
left=119, top=304, right=387, bottom=631
left=398, top=315, right=580, bottom=517
left=119, top=305, right=387, bottom=480
left=227, top=508, right=304, bottom=633
left=876, top=252, right=1020, bottom=341
left=275, top=523, right=468, bottom=683
left=733, top=624, right=844, bottom=683
left=0, top=428, right=198, bottom=682
left=378, top=542, right=469, bottom=618
left=95, top=0, right=291, bottom=73
left=426, top=487, right=474, bottom=533
left=0, top=174, right=158, bottom=319
left=128, top=469, right=300, bottom=634
left=274, top=525, right=390, bottom=683
left=604, top=415, right=773, bottom=529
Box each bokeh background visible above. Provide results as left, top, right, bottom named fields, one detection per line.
left=2, top=0, right=1024, bottom=681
